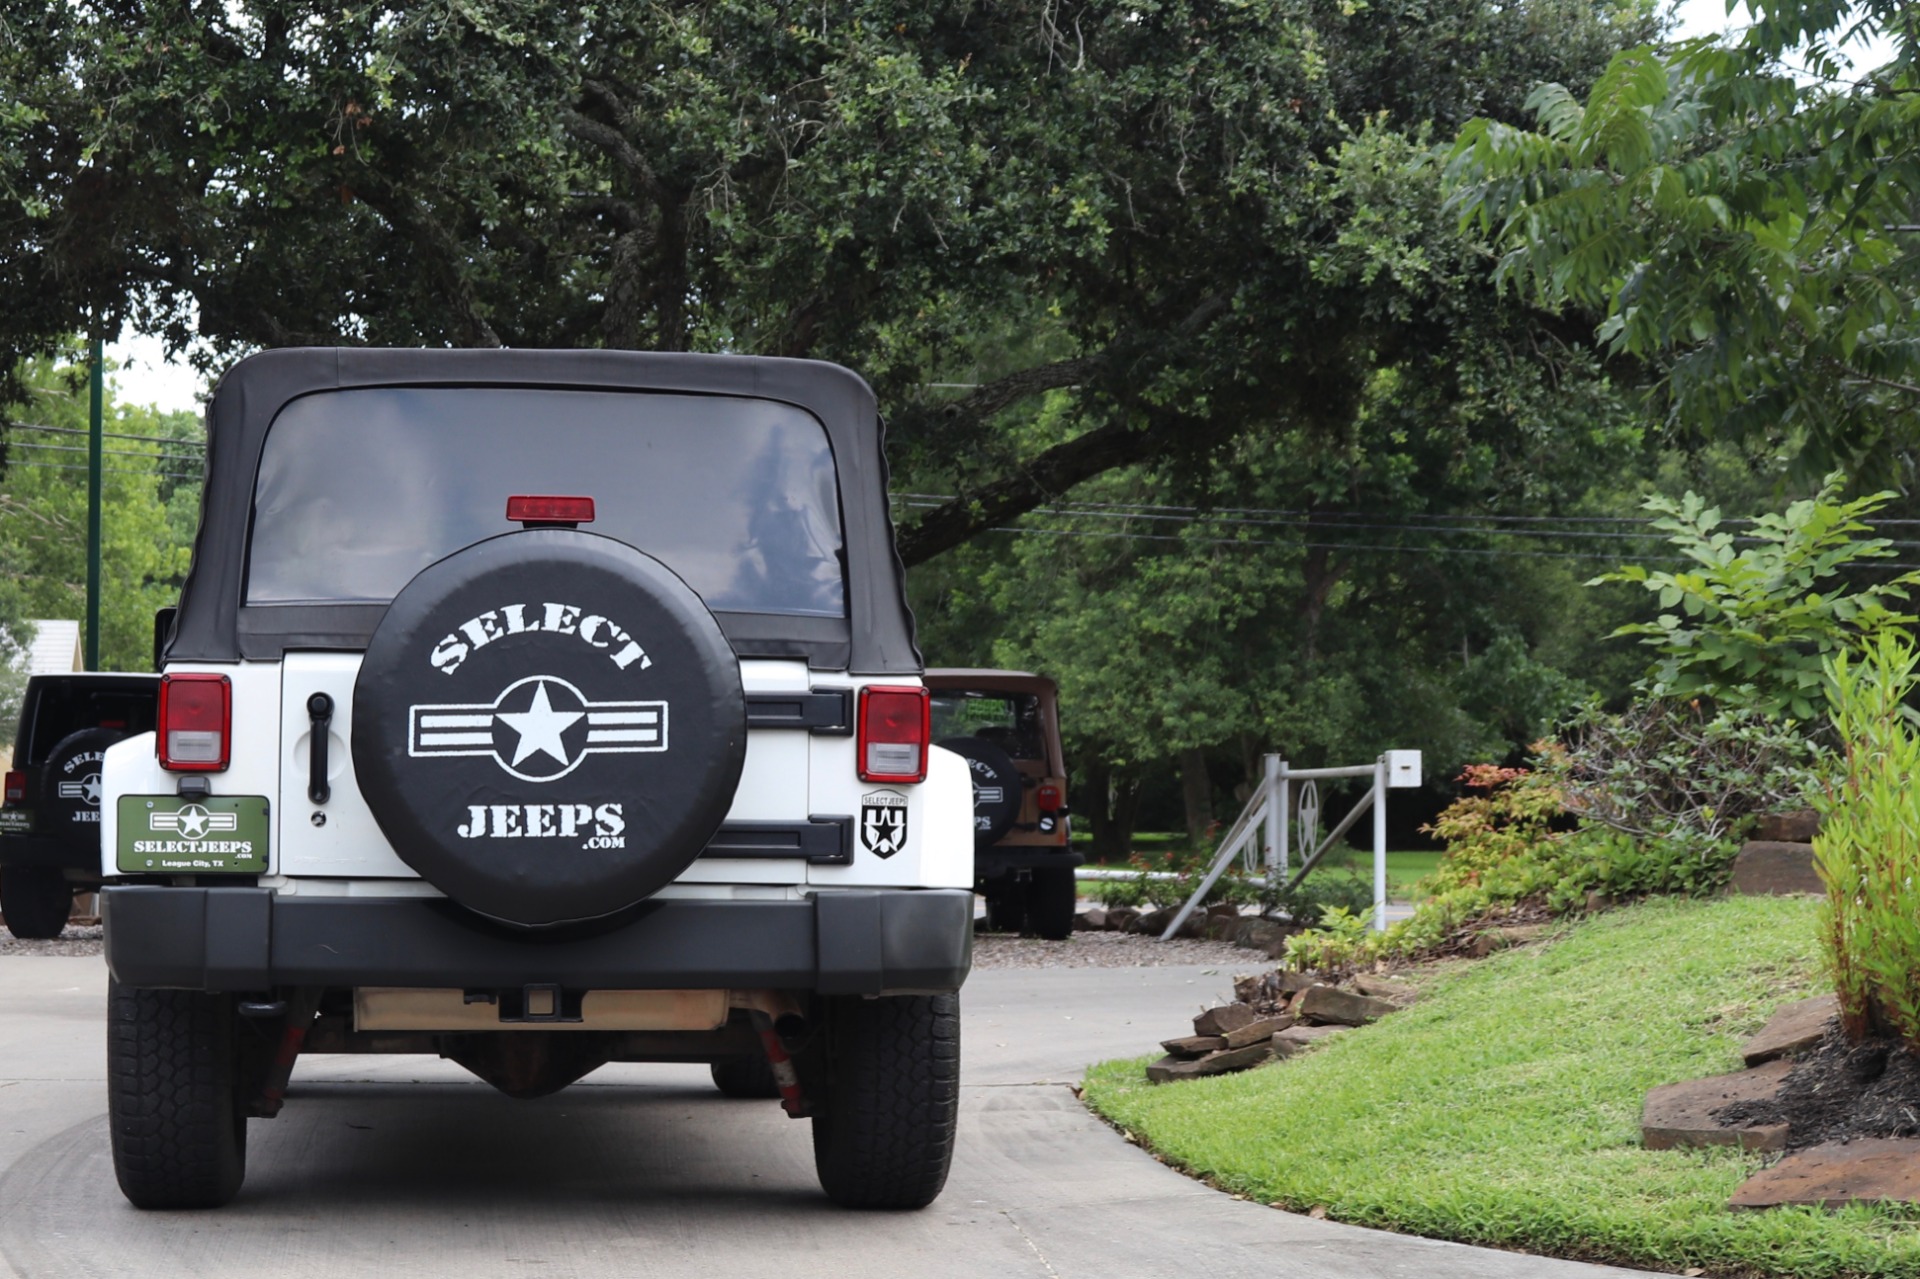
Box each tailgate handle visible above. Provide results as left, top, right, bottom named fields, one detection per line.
left=306, top=692, right=333, bottom=805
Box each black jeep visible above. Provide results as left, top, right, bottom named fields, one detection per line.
left=2, top=673, right=158, bottom=938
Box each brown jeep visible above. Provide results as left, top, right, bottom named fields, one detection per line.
left=923, top=670, right=1079, bottom=939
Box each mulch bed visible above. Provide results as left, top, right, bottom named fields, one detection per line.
left=1717, top=1026, right=1920, bottom=1149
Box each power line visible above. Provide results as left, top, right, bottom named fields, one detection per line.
left=4, top=420, right=204, bottom=449
left=10, top=441, right=206, bottom=466
left=895, top=492, right=1657, bottom=525
left=981, top=523, right=1667, bottom=564
left=980, top=522, right=1920, bottom=571
left=893, top=498, right=1677, bottom=544
left=2, top=460, right=204, bottom=481
left=896, top=497, right=1920, bottom=550
left=894, top=491, right=1920, bottom=529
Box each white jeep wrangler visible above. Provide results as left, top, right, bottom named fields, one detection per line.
left=98, top=349, right=973, bottom=1211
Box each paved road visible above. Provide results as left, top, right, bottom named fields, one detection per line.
left=0, top=956, right=1662, bottom=1279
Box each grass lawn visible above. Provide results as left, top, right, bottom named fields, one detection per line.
left=1076, top=841, right=1442, bottom=900
left=1083, top=895, right=1920, bottom=1278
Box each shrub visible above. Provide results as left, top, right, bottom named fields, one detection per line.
left=1814, top=633, right=1920, bottom=1046
left=1264, top=869, right=1375, bottom=924
left=1545, top=825, right=1738, bottom=909
left=1281, top=744, right=1754, bottom=968
left=1544, top=698, right=1820, bottom=842
left=1084, top=845, right=1259, bottom=911
left=1281, top=906, right=1376, bottom=974
left=1591, top=476, right=1920, bottom=721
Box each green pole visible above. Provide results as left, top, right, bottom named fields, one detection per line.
left=86, top=334, right=103, bottom=672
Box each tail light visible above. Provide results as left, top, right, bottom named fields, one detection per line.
left=857, top=686, right=929, bottom=784
left=158, top=673, right=231, bottom=771
left=3, top=771, right=23, bottom=805
left=1037, top=783, right=1063, bottom=813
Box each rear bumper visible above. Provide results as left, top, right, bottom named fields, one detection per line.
left=102, top=887, right=973, bottom=996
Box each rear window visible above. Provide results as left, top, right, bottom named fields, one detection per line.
left=930, top=692, right=1046, bottom=761
left=22, top=682, right=158, bottom=762
left=246, top=388, right=846, bottom=617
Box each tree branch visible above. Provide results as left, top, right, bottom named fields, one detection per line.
left=349, top=179, right=502, bottom=348
left=925, top=354, right=1105, bottom=436
left=564, top=80, right=666, bottom=204
left=895, top=409, right=1226, bottom=565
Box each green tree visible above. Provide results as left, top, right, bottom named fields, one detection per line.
left=2, top=0, right=1651, bottom=551
left=1448, top=0, right=1920, bottom=484
left=0, top=350, right=197, bottom=674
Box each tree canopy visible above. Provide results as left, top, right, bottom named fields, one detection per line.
left=1448, top=0, right=1920, bottom=486
left=4, top=0, right=1650, bottom=549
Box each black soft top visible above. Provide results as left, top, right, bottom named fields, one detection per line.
left=167, top=348, right=920, bottom=674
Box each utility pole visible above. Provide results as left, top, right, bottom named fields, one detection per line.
left=86, top=333, right=103, bottom=672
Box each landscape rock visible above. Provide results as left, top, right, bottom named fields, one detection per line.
left=1104, top=907, right=1141, bottom=933
left=1274, top=970, right=1326, bottom=995
left=1074, top=908, right=1107, bottom=932
left=1295, top=985, right=1397, bottom=1027
left=1196, top=1041, right=1276, bottom=1073
left=1271, top=1023, right=1349, bottom=1056
left=1224, top=1015, right=1296, bottom=1050
left=1753, top=809, right=1822, bottom=843
left=1146, top=1040, right=1275, bottom=1083
left=1146, top=1054, right=1209, bottom=1084
left=1135, top=907, right=1203, bottom=939
left=1729, top=1137, right=1920, bottom=1208
left=1193, top=1002, right=1258, bottom=1036
left=1203, top=914, right=1242, bottom=942
left=1729, top=841, right=1824, bottom=897
left=1350, top=974, right=1419, bottom=1004
left=1742, top=994, right=1839, bottom=1067
left=1641, top=1060, right=1793, bottom=1152
left=1235, top=919, right=1289, bottom=951
left=1160, top=1034, right=1227, bottom=1058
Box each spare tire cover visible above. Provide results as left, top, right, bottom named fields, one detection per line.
left=937, top=736, right=1024, bottom=848
left=37, top=727, right=125, bottom=853
left=352, top=529, right=745, bottom=928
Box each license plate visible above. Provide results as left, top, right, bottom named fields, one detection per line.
left=0, top=809, right=29, bottom=835
left=117, top=795, right=270, bottom=874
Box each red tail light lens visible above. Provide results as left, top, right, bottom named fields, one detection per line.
left=3, top=771, right=23, bottom=805
left=507, top=495, right=596, bottom=525
left=857, top=686, right=930, bottom=784
left=1037, top=783, right=1063, bottom=813
left=158, top=673, right=231, bottom=771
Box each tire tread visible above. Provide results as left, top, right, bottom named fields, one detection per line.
left=812, top=993, right=959, bottom=1210
left=107, top=982, right=246, bottom=1209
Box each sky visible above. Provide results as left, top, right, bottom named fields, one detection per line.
left=102, top=0, right=1895, bottom=416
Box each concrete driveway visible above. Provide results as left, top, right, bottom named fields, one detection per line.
left=0, top=956, right=1663, bottom=1278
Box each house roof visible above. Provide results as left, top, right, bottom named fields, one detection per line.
left=17, top=620, right=82, bottom=675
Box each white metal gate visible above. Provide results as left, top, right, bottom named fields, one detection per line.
left=1158, top=750, right=1422, bottom=938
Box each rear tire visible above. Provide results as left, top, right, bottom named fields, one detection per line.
left=980, top=879, right=1026, bottom=933
left=709, top=1053, right=780, bottom=1099
left=107, top=982, right=247, bottom=1209
left=1026, top=866, right=1078, bottom=941
left=0, top=866, right=71, bottom=940
left=811, top=993, right=959, bottom=1210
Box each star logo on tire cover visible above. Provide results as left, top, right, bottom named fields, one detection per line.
left=57, top=773, right=102, bottom=806
left=409, top=675, right=669, bottom=783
